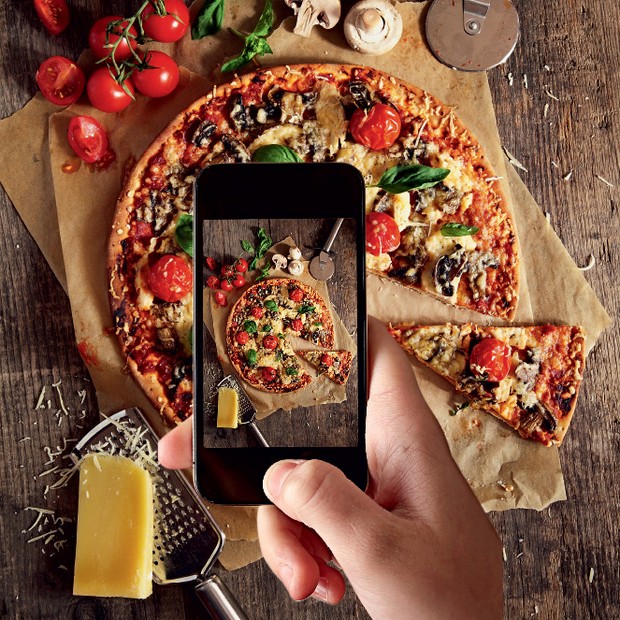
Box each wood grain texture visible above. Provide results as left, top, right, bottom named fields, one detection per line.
left=0, top=1, right=618, bottom=619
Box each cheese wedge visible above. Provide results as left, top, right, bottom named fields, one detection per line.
left=217, top=387, right=239, bottom=428
left=73, top=454, right=153, bottom=598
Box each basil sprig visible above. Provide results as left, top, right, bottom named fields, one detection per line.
left=221, top=0, right=274, bottom=73
left=192, top=0, right=225, bottom=39
left=253, top=144, right=302, bottom=163
left=440, top=223, right=479, bottom=237
left=243, top=320, right=258, bottom=334
left=246, top=349, right=257, bottom=366
left=264, top=300, right=278, bottom=312
left=298, top=304, right=315, bottom=314
left=374, top=164, right=450, bottom=194
left=175, top=214, right=193, bottom=257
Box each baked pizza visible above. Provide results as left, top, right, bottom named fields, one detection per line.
left=389, top=323, right=586, bottom=446
left=298, top=350, right=353, bottom=385
left=108, top=63, right=518, bottom=425
left=225, top=278, right=334, bottom=393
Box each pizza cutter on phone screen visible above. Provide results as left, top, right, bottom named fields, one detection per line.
left=71, top=408, right=249, bottom=620
left=309, top=218, right=344, bottom=281
left=425, top=0, right=520, bottom=71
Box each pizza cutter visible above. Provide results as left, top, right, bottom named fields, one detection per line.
left=425, top=0, right=520, bottom=71
left=309, top=218, right=344, bottom=281
left=70, top=408, right=249, bottom=619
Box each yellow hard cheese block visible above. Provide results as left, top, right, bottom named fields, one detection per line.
left=73, top=454, right=153, bottom=598
left=217, top=387, right=239, bottom=428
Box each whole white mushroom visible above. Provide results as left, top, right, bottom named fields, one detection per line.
left=344, top=0, right=403, bottom=55
left=288, top=260, right=305, bottom=276
left=284, top=0, right=342, bottom=37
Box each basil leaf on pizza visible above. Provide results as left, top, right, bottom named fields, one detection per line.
left=253, top=144, right=302, bottom=163
left=175, top=214, right=194, bottom=257
left=440, top=223, right=480, bottom=237
left=375, top=164, right=450, bottom=193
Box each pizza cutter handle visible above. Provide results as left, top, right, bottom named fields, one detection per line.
left=195, top=574, right=250, bottom=620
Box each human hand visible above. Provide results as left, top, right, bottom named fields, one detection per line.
left=158, top=317, right=503, bottom=619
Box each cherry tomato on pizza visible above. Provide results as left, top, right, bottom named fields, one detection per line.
left=469, top=338, right=512, bottom=382
left=366, top=212, right=400, bottom=256
left=261, top=367, right=277, bottom=383
left=290, top=318, right=303, bottom=332
left=132, top=51, right=180, bottom=98
left=251, top=306, right=264, bottom=319
left=320, top=354, right=333, bottom=367
left=88, top=16, right=138, bottom=62
left=235, top=331, right=250, bottom=345
left=34, top=0, right=70, bottom=35
left=289, top=288, right=304, bottom=302
left=36, top=56, right=85, bottom=106
left=142, top=0, right=190, bottom=43
left=350, top=103, right=402, bottom=150
left=214, top=291, right=227, bottom=307
left=206, top=275, right=220, bottom=289
left=262, top=335, right=278, bottom=350
left=148, top=255, right=192, bottom=302
left=67, top=116, right=109, bottom=164
left=87, top=68, right=135, bottom=113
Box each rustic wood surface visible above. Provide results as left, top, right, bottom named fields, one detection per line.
left=0, top=1, right=618, bottom=619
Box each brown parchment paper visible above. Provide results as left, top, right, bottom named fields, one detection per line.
left=0, top=0, right=611, bottom=572
left=205, top=237, right=357, bottom=419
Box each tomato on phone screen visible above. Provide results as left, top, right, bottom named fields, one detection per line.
left=34, top=0, right=70, bottom=35
left=469, top=338, right=512, bottom=382
left=36, top=56, right=85, bottom=106
left=67, top=116, right=109, bottom=163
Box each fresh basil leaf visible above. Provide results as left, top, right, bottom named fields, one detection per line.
left=261, top=324, right=272, bottom=332
left=256, top=227, right=272, bottom=258
left=241, top=239, right=254, bottom=254
left=246, top=349, right=257, bottom=366
left=265, top=300, right=278, bottom=312
left=286, top=367, right=298, bottom=377
left=253, top=144, right=302, bottom=163
left=253, top=0, right=274, bottom=38
left=255, top=264, right=271, bottom=281
left=298, top=304, right=315, bottom=314
left=440, top=223, right=480, bottom=237
left=175, top=214, right=193, bottom=257
left=375, top=164, right=450, bottom=194
left=192, top=0, right=225, bottom=39
left=243, top=320, right=258, bottom=334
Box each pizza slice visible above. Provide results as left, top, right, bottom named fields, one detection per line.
left=298, top=350, right=353, bottom=385
left=388, top=323, right=586, bottom=446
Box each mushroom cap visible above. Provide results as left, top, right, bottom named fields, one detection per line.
left=272, top=253, right=289, bottom=270
left=288, top=259, right=305, bottom=275
left=344, top=0, right=403, bottom=55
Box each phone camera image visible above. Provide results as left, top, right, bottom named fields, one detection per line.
left=201, top=218, right=360, bottom=449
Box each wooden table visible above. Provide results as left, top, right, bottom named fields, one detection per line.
left=1, top=1, right=618, bottom=618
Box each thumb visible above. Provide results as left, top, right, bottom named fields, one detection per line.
left=263, top=459, right=387, bottom=570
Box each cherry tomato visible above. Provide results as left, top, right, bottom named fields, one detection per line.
left=206, top=275, right=220, bottom=289
left=469, top=338, right=512, bottom=382
left=291, top=318, right=303, bottom=332
left=263, top=335, right=278, bottom=350
left=350, top=103, right=402, bottom=151
left=320, top=354, right=333, bottom=367
left=261, top=367, right=277, bottom=383
left=251, top=306, right=264, bottom=319
left=221, top=264, right=235, bottom=277
left=67, top=116, right=109, bottom=164
left=234, top=258, right=248, bottom=273
left=220, top=279, right=233, bottom=292
left=232, top=274, right=246, bottom=288
left=214, top=291, right=227, bottom=307
left=148, top=255, right=192, bottom=302
left=236, top=331, right=250, bottom=345
left=89, top=16, right=138, bottom=62
left=132, top=51, right=180, bottom=98
left=289, top=288, right=304, bottom=302
left=34, top=0, right=70, bottom=35
left=142, top=0, right=190, bottom=43
left=87, top=68, right=135, bottom=113
left=36, top=56, right=85, bottom=106
left=205, top=256, right=219, bottom=272
left=366, top=212, right=400, bottom=256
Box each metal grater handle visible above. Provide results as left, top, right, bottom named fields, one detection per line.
left=195, top=574, right=250, bottom=620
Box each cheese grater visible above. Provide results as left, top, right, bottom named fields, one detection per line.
left=71, top=408, right=249, bottom=620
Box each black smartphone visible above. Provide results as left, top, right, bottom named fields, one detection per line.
left=193, top=163, right=367, bottom=504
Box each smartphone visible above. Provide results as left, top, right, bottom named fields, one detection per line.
left=193, top=163, right=367, bottom=504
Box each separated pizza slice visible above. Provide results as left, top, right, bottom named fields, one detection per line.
left=388, top=323, right=586, bottom=446
left=297, top=350, right=353, bottom=385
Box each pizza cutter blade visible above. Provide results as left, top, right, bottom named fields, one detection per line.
left=309, top=218, right=344, bottom=281
left=425, top=0, right=520, bottom=72
left=70, top=408, right=249, bottom=620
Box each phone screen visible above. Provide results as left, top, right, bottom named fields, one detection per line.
left=194, top=164, right=367, bottom=504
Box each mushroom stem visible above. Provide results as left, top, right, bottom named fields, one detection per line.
left=361, top=8, right=384, bottom=34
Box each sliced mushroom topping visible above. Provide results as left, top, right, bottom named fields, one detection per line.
left=433, top=245, right=467, bottom=297
left=520, top=401, right=557, bottom=434
left=229, top=95, right=253, bottom=132
left=389, top=226, right=427, bottom=283
left=157, top=327, right=177, bottom=353
left=189, top=119, right=216, bottom=147
left=136, top=191, right=175, bottom=235
left=465, top=251, right=499, bottom=301
left=220, top=135, right=251, bottom=162
left=349, top=81, right=374, bottom=110
left=515, top=359, right=540, bottom=393
left=285, top=0, right=342, bottom=37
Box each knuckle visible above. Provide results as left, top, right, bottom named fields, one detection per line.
left=282, top=460, right=341, bottom=519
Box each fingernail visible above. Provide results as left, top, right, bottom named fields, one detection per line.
left=263, top=459, right=304, bottom=501
left=312, top=577, right=329, bottom=603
